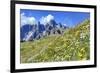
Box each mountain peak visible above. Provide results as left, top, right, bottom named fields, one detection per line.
left=21, top=18, right=68, bottom=41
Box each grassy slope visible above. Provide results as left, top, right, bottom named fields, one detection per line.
left=21, top=19, right=90, bottom=63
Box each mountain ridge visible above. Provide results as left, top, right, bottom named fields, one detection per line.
left=21, top=19, right=68, bottom=41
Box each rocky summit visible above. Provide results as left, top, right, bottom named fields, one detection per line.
left=21, top=19, right=68, bottom=42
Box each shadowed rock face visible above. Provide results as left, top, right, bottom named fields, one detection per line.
left=20, top=20, right=68, bottom=42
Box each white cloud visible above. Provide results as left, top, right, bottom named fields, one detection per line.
left=46, top=14, right=54, bottom=22
left=40, top=14, right=54, bottom=25
left=21, top=13, right=36, bottom=27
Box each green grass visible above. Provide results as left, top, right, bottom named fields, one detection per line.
left=20, top=19, right=90, bottom=63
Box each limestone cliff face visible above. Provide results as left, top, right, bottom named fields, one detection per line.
left=21, top=20, right=68, bottom=41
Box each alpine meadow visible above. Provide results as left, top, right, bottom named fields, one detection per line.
left=20, top=10, right=90, bottom=63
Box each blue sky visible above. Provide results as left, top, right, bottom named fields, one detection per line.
left=20, top=9, right=90, bottom=27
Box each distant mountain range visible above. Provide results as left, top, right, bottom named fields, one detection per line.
left=21, top=19, right=68, bottom=41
